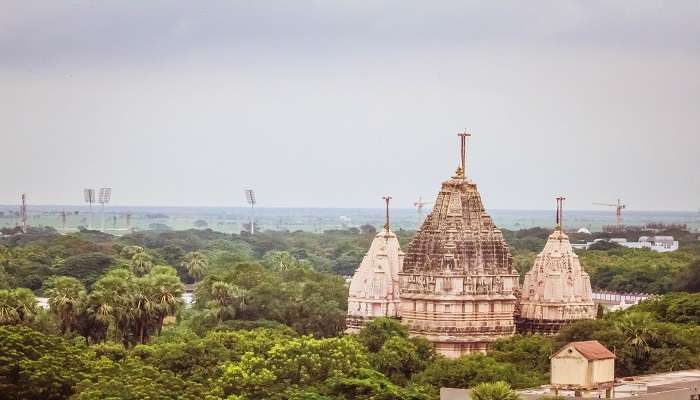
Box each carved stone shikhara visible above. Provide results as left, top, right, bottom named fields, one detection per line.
left=398, top=175, right=519, bottom=358
left=346, top=228, right=405, bottom=333
left=346, top=135, right=597, bottom=356
left=516, top=227, right=596, bottom=334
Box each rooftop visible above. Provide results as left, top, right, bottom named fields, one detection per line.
left=553, top=340, right=616, bottom=361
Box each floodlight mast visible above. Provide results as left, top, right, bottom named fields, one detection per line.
left=20, top=193, right=28, bottom=233
left=245, top=189, right=256, bottom=235
left=98, top=188, right=112, bottom=232
left=84, top=189, right=95, bottom=230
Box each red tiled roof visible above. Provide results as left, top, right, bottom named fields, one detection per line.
left=555, top=340, right=616, bottom=360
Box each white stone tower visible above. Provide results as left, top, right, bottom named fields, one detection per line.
left=346, top=196, right=405, bottom=333
left=517, top=196, right=596, bottom=334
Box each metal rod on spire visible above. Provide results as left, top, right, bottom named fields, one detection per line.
left=556, top=195, right=566, bottom=231
left=382, top=196, right=392, bottom=233
left=457, top=130, right=472, bottom=179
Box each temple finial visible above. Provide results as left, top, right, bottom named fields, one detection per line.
left=556, top=195, right=566, bottom=231
left=454, top=130, right=472, bottom=179
left=382, top=195, right=392, bottom=234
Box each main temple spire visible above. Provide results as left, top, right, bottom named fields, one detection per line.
left=555, top=195, right=566, bottom=231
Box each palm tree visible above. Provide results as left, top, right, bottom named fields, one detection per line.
left=131, top=282, right=155, bottom=344
left=208, top=281, right=245, bottom=323
left=149, top=273, right=184, bottom=334
left=182, top=251, right=208, bottom=282
left=130, top=251, right=154, bottom=277
left=616, top=312, right=656, bottom=358
left=90, top=269, right=133, bottom=344
left=11, top=288, right=38, bottom=323
left=45, top=276, right=87, bottom=335
left=121, top=245, right=146, bottom=259
left=86, top=289, right=115, bottom=342
left=0, top=290, right=20, bottom=324
left=471, top=382, right=521, bottom=400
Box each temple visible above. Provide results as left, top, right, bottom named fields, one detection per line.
left=516, top=197, right=596, bottom=334
left=398, top=133, right=519, bottom=357
left=346, top=196, right=405, bottom=333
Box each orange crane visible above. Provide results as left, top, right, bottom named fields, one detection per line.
left=593, top=198, right=626, bottom=226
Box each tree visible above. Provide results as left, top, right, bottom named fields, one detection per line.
left=71, top=357, right=206, bottom=400
left=193, top=219, right=208, bottom=229
left=0, top=290, right=19, bottom=324
left=413, top=354, right=541, bottom=390
left=149, top=270, right=184, bottom=335
left=471, top=381, right=521, bottom=400
left=358, top=317, right=408, bottom=352
left=0, top=325, right=92, bottom=400
left=55, top=252, right=114, bottom=287
left=359, top=224, right=377, bottom=236
left=45, top=276, right=87, bottom=335
left=675, top=259, right=700, bottom=292
left=616, top=312, right=657, bottom=359
left=181, top=251, right=208, bottom=281
left=88, top=269, right=132, bottom=344
left=0, top=288, right=38, bottom=325
left=130, top=251, right=154, bottom=277
left=219, top=335, right=369, bottom=399
left=208, top=281, right=245, bottom=323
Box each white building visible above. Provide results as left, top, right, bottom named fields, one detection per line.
left=574, top=236, right=679, bottom=253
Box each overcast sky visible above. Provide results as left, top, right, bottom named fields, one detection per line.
left=1, top=1, right=698, bottom=210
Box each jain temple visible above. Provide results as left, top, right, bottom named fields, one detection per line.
left=346, top=133, right=596, bottom=358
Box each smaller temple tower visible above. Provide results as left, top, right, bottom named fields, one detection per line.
left=346, top=196, right=405, bottom=333
left=517, top=197, right=596, bottom=334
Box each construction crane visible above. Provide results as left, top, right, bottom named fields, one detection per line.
left=593, top=198, right=626, bottom=226
left=413, top=196, right=433, bottom=229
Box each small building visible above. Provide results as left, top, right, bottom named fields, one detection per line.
left=551, top=340, right=615, bottom=398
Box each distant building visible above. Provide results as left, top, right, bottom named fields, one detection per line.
left=573, top=236, right=679, bottom=252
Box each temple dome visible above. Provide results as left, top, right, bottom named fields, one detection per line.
left=517, top=224, right=596, bottom=334
left=398, top=133, right=520, bottom=358
left=346, top=228, right=404, bottom=333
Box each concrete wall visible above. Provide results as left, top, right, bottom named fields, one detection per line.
left=551, top=348, right=588, bottom=387
left=439, top=388, right=470, bottom=400
left=591, top=358, right=615, bottom=386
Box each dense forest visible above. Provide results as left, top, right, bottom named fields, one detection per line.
left=1, top=224, right=699, bottom=399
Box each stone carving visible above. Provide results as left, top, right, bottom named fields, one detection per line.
left=398, top=136, right=519, bottom=358
left=517, top=214, right=596, bottom=334
left=346, top=228, right=405, bottom=333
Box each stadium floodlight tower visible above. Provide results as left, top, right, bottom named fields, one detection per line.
left=84, top=188, right=96, bottom=230
left=245, top=189, right=256, bottom=235
left=98, top=188, right=112, bottom=232
left=20, top=193, right=28, bottom=233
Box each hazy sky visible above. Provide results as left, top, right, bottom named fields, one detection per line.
left=1, top=1, right=699, bottom=210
